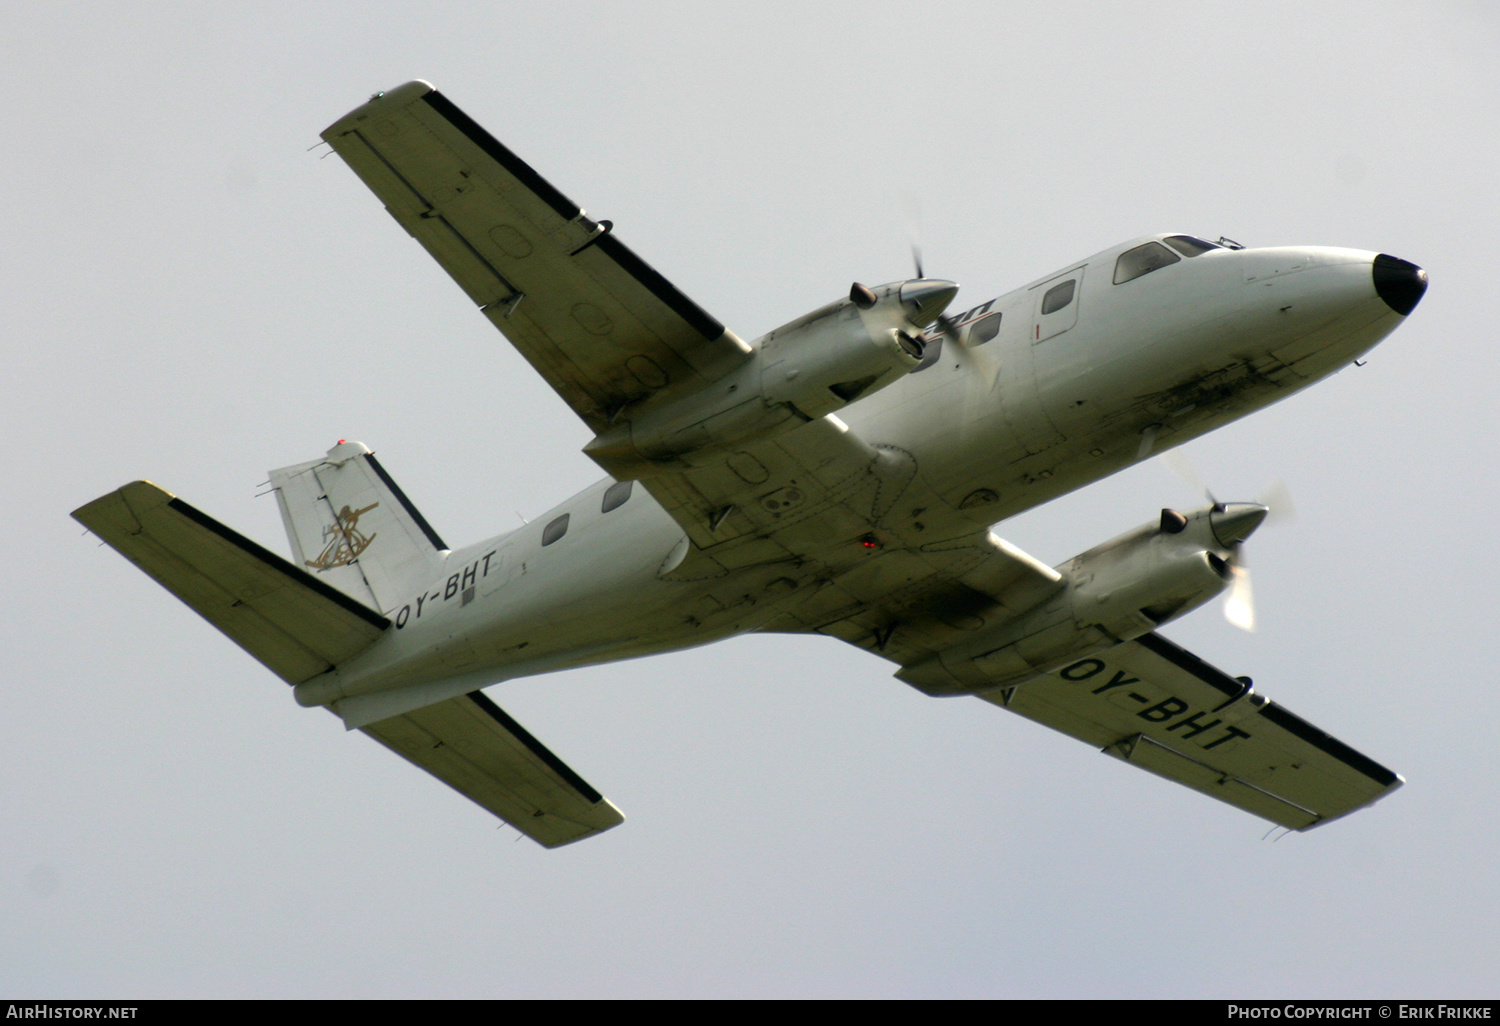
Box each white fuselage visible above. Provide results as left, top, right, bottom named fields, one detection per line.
left=297, top=237, right=1408, bottom=714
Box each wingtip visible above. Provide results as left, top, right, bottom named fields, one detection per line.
left=321, top=80, right=438, bottom=140
left=72, top=480, right=172, bottom=527
left=366, top=79, right=436, bottom=101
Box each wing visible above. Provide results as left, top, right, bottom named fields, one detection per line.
left=321, top=83, right=1008, bottom=590
left=979, top=632, right=1403, bottom=830
left=361, top=689, right=624, bottom=848
left=320, top=81, right=751, bottom=433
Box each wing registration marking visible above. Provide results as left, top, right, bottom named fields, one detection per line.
left=1055, top=657, right=1254, bottom=753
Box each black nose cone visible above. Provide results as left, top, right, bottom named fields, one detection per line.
left=1373, top=254, right=1428, bottom=316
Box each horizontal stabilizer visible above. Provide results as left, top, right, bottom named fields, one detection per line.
left=981, top=632, right=1402, bottom=830
left=73, top=481, right=388, bottom=684
left=361, top=690, right=624, bottom=847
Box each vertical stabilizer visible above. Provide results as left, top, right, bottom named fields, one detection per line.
left=270, top=441, right=447, bottom=613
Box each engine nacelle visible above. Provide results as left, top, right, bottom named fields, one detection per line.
left=898, top=503, right=1266, bottom=697
left=584, top=279, right=957, bottom=473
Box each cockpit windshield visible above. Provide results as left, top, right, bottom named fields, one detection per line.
left=1114, top=236, right=1225, bottom=286
left=1113, top=242, right=1180, bottom=284
left=1163, top=235, right=1220, bottom=257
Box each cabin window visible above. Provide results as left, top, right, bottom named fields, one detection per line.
left=601, top=480, right=633, bottom=513
left=970, top=312, right=1001, bottom=345
left=1163, top=235, right=1220, bottom=258
left=1113, top=242, right=1181, bottom=284
left=1041, top=280, right=1076, bottom=314
left=541, top=513, right=570, bottom=546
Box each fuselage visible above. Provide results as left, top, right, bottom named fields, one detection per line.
left=297, top=235, right=1420, bottom=712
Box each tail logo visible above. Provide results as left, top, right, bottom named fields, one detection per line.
left=306, top=503, right=379, bottom=570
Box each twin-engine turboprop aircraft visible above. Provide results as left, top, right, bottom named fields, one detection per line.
left=74, top=82, right=1428, bottom=847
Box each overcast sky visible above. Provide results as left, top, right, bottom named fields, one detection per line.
left=4, top=1, right=1496, bottom=999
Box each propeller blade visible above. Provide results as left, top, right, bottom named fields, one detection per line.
left=1162, top=449, right=1219, bottom=506
left=900, top=190, right=925, bottom=279
left=935, top=312, right=961, bottom=345
left=1259, top=478, right=1299, bottom=525
left=1224, top=560, right=1255, bottom=632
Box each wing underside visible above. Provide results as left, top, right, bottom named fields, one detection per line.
left=320, top=80, right=750, bottom=432
left=981, top=632, right=1402, bottom=830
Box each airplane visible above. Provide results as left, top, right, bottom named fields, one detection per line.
left=73, top=81, right=1428, bottom=848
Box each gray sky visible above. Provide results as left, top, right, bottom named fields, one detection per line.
left=4, top=1, right=1496, bottom=998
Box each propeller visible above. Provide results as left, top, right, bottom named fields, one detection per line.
left=1161, top=450, right=1297, bottom=525
left=899, top=194, right=1002, bottom=390
left=901, top=193, right=959, bottom=340
left=909, top=242, right=963, bottom=337
left=1210, top=503, right=1267, bottom=632
left=1161, top=449, right=1288, bottom=632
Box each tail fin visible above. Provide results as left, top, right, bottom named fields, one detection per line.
left=270, top=441, right=448, bottom=614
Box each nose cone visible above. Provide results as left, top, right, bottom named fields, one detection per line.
left=899, top=279, right=959, bottom=328
left=1209, top=503, right=1269, bottom=547
left=1373, top=254, right=1428, bottom=316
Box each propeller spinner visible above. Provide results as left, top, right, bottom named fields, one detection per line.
left=899, top=278, right=960, bottom=329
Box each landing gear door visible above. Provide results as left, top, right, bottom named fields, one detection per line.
left=1032, top=267, right=1084, bottom=343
